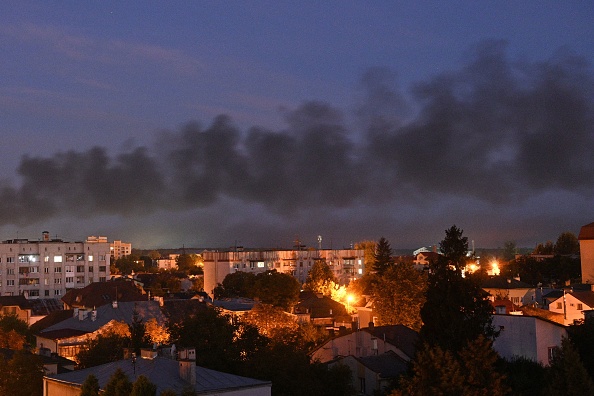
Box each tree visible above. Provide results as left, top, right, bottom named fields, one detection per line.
left=103, top=368, right=132, bottom=396
left=218, top=271, right=257, bottom=298
left=544, top=337, right=594, bottom=396
left=420, top=225, right=496, bottom=353
left=502, top=357, right=546, bottom=396
left=372, top=262, right=427, bottom=331
left=145, top=317, right=170, bottom=345
left=354, top=240, right=376, bottom=275
left=243, top=303, right=299, bottom=340
left=502, top=240, right=517, bottom=261
left=176, top=254, right=199, bottom=272
left=373, top=237, right=393, bottom=275
left=554, top=232, right=580, bottom=255
left=129, top=308, right=151, bottom=355
left=304, top=260, right=336, bottom=295
left=0, top=313, right=33, bottom=347
left=439, top=225, right=469, bottom=271
left=534, top=241, right=554, bottom=255
left=114, top=255, right=144, bottom=275
left=168, top=305, right=266, bottom=372
left=0, top=350, right=44, bottom=396
left=394, top=336, right=508, bottom=396
left=76, top=332, right=130, bottom=369
left=80, top=374, right=101, bottom=396
left=131, top=375, right=157, bottom=396
left=252, top=270, right=301, bottom=310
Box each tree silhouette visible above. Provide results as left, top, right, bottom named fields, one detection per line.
left=420, top=225, right=496, bottom=353
left=373, top=237, right=393, bottom=275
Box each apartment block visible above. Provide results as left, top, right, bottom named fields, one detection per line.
left=203, top=248, right=365, bottom=298
left=110, top=240, right=132, bottom=260
left=0, top=232, right=111, bottom=299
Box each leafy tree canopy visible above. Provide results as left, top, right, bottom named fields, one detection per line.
left=304, top=259, right=336, bottom=295
left=554, top=231, right=580, bottom=255
left=372, top=262, right=427, bottom=331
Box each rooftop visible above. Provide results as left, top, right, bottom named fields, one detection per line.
left=45, top=356, right=271, bottom=395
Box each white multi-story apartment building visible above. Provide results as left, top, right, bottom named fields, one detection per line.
left=0, top=232, right=111, bottom=299
left=110, top=240, right=132, bottom=260
left=203, top=248, right=365, bottom=298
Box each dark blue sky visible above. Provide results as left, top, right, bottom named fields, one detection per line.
left=1, top=2, right=593, bottom=249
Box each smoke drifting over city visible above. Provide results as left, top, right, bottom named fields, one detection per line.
left=4, top=42, right=594, bottom=247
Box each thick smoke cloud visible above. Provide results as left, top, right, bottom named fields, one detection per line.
left=3, top=41, right=594, bottom=230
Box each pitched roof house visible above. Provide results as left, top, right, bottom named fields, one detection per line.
left=329, top=351, right=408, bottom=396
left=310, top=324, right=418, bottom=363
left=36, top=300, right=165, bottom=361
left=548, top=290, right=594, bottom=325
left=43, top=349, right=271, bottom=396
left=492, top=314, right=567, bottom=366
left=61, top=279, right=146, bottom=310
left=481, top=276, right=536, bottom=306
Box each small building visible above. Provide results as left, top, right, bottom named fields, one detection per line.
left=310, top=324, right=417, bottom=363
left=43, top=348, right=271, bottom=396
left=481, top=276, right=536, bottom=306
left=547, top=290, right=594, bottom=325
left=0, top=295, right=33, bottom=324
left=492, top=314, right=567, bottom=366
left=329, top=351, right=408, bottom=396
left=36, top=300, right=165, bottom=361
left=61, top=279, right=147, bottom=310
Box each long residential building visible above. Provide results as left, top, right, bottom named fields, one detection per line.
left=0, top=232, right=110, bottom=299
left=203, top=248, right=365, bottom=298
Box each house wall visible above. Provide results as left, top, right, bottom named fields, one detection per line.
left=548, top=294, right=591, bottom=325
left=492, top=315, right=566, bottom=366
left=483, top=287, right=536, bottom=306
left=43, top=379, right=80, bottom=396
left=311, top=331, right=409, bottom=363
left=581, top=239, right=594, bottom=284
left=332, top=356, right=381, bottom=396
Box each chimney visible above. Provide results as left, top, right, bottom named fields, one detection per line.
left=91, top=309, right=97, bottom=321
left=42, top=231, right=50, bottom=241
left=73, top=308, right=79, bottom=318
left=178, top=348, right=196, bottom=386
left=112, top=301, right=118, bottom=309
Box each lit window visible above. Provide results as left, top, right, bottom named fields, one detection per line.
left=54, top=256, right=63, bottom=263
left=88, top=255, right=94, bottom=262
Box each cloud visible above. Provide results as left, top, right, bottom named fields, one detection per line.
left=1, top=41, right=593, bottom=246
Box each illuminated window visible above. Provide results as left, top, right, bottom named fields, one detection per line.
left=54, top=256, right=63, bottom=263
left=88, top=255, right=94, bottom=262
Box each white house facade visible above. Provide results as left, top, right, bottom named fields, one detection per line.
left=492, top=314, right=567, bottom=366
